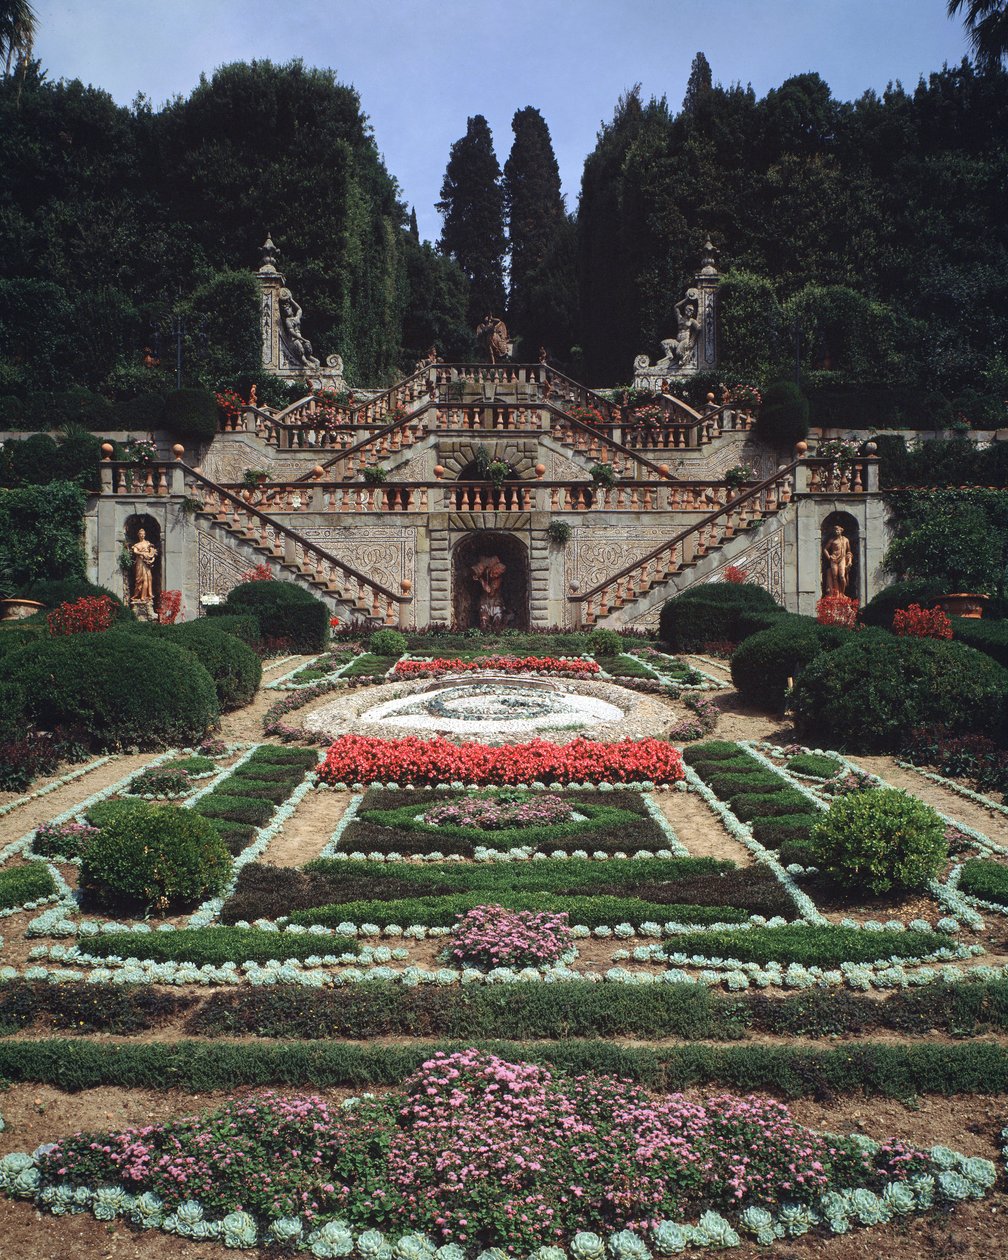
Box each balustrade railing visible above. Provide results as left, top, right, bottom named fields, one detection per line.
left=803, top=456, right=878, bottom=494
left=569, top=462, right=800, bottom=625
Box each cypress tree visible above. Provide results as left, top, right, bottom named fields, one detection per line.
left=503, top=106, right=566, bottom=343
left=436, top=114, right=506, bottom=324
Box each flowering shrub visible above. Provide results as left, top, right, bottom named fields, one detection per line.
left=815, top=595, right=859, bottom=629
left=629, top=403, right=666, bottom=428
left=241, top=564, right=274, bottom=582
left=329, top=615, right=341, bottom=629
left=156, top=590, right=182, bottom=624
left=449, top=905, right=572, bottom=969
left=570, top=404, right=609, bottom=427
left=893, top=603, right=953, bottom=640
left=667, top=694, right=719, bottom=743
left=392, top=656, right=601, bottom=680
left=724, top=465, right=751, bottom=489
left=422, top=790, right=575, bottom=830
left=723, top=383, right=762, bottom=409
left=121, top=436, right=159, bottom=463
left=32, top=820, right=100, bottom=860
left=33, top=1052, right=933, bottom=1249
left=214, top=389, right=245, bottom=428
left=318, top=735, right=685, bottom=786
left=902, top=727, right=1008, bottom=792
left=46, top=595, right=116, bottom=636
left=721, top=566, right=747, bottom=584
left=0, top=730, right=85, bottom=792
left=823, top=768, right=875, bottom=797
left=126, top=767, right=192, bottom=798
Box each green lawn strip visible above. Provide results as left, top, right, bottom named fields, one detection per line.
left=6, top=978, right=1008, bottom=1042
left=192, top=794, right=277, bottom=825
left=0, top=863, right=57, bottom=910
left=341, top=654, right=398, bottom=678
left=163, top=755, right=216, bottom=775
left=727, top=790, right=813, bottom=822
left=79, top=926, right=359, bottom=966
left=2, top=1037, right=1006, bottom=1097
left=682, top=741, right=756, bottom=765
left=665, top=925, right=953, bottom=966
left=603, top=654, right=656, bottom=678
left=959, top=859, right=1008, bottom=907
left=289, top=891, right=750, bottom=930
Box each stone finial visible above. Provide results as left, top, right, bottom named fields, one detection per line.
left=864, top=440, right=878, bottom=455
left=534, top=463, right=546, bottom=478
left=794, top=440, right=808, bottom=456
left=259, top=234, right=280, bottom=274
left=312, top=464, right=325, bottom=480
left=172, top=444, right=185, bottom=461
left=400, top=579, right=413, bottom=594
left=100, top=442, right=114, bottom=460
left=699, top=236, right=718, bottom=276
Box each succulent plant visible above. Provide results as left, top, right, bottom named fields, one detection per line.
left=607, top=1230, right=651, bottom=1260
left=695, top=1210, right=741, bottom=1246
left=652, top=1221, right=689, bottom=1253
left=358, top=1230, right=387, bottom=1260
left=395, top=1234, right=436, bottom=1260
left=777, top=1202, right=816, bottom=1237
left=849, top=1188, right=888, bottom=1225
left=571, top=1232, right=606, bottom=1260
left=269, top=1215, right=305, bottom=1243
left=92, top=1185, right=129, bottom=1220
left=130, top=1190, right=164, bottom=1229
left=882, top=1181, right=916, bottom=1215
left=937, top=1170, right=973, bottom=1201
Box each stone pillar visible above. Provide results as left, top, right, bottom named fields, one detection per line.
left=695, top=238, right=720, bottom=371
left=257, top=234, right=285, bottom=373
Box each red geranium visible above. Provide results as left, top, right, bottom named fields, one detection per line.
left=815, top=595, right=859, bottom=629
left=241, top=564, right=274, bottom=582
left=157, top=590, right=183, bottom=624
left=722, top=566, right=747, bottom=584
left=46, top=595, right=116, bottom=636
left=893, top=603, right=953, bottom=640
left=317, top=734, right=685, bottom=787
left=392, top=655, right=600, bottom=681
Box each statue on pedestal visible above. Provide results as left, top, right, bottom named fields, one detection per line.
left=278, top=289, right=321, bottom=369
left=130, top=528, right=158, bottom=616
left=656, top=289, right=702, bottom=371
left=822, top=524, right=854, bottom=596
left=476, top=314, right=509, bottom=365
left=472, top=554, right=507, bottom=629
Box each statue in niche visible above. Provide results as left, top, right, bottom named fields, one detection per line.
left=130, top=528, right=158, bottom=607
left=822, top=524, right=854, bottom=597
left=278, top=289, right=321, bottom=369
left=476, top=314, right=509, bottom=365
left=471, top=554, right=507, bottom=629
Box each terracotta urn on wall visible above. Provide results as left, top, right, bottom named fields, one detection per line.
left=936, top=593, right=989, bottom=620
left=0, top=598, right=45, bottom=621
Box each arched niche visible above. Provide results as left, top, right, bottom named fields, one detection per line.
left=123, top=513, right=162, bottom=608
left=820, top=510, right=860, bottom=601
left=452, top=532, right=529, bottom=630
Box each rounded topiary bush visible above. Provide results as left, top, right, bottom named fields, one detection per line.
left=755, top=380, right=810, bottom=449
left=731, top=617, right=850, bottom=709
left=792, top=631, right=1008, bottom=752
left=151, top=621, right=262, bottom=710
left=809, top=787, right=947, bottom=894
left=20, top=577, right=129, bottom=615
left=587, top=628, right=623, bottom=657
left=80, top=801, right=231, bottom=912
left=367, top=627, right=407, bottom=657
left=860, top=580, right=948, bottom=629
left=9, top=631, right=219, bottom=749
left=659, top=583, right=783, bottom=651
left=213, top=580, right=328, bottom=652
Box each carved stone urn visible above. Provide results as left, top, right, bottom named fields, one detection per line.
left=0, top=598, right=45, bottom=621
left=936, top=593, right=989, bottom=620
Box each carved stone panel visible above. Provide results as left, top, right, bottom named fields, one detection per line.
left=298, top=526, right=416, bottom=597
left=197, top=531, right=253, bottom=599
left=565, top=527, right=674, bottom=597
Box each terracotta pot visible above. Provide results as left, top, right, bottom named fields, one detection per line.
left=936, top=592, right=989, bottom=620
left=0, top=597, right=45, bottom=621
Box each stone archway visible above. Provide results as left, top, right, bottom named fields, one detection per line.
left=820, top=510, right=860, bottom=601
left=452, top=532, right=529, bottom=630
left=123, top=513, right=162, bottom=609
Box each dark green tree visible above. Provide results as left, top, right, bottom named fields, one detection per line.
left=437, top=114, right=506, bottom=324
left=682, top=51, right=713, bottom=119
left=949, top=0, right=1008, bottom=72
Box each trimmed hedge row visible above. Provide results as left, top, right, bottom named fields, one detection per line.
left=0, top=1037, right=1005, bottom=1097
left=81, top=926, right=358, bottom=966
left=209, top=580, right=329, bottom=652
left=659, top=583, right=783, bottom=652
left=0, top=862, right=58, bottom=910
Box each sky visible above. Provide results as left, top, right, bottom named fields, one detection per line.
left=34, top=0, right=972, bottom=244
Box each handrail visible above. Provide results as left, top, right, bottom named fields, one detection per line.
left=181, top=464, right=407, bottom=604
left=545, top=365, right=705, bottom=428
left=288, top=397, right=432, bottom=482
left=274, top=364, right=433, bottom=426
left=543, top=401, right=676, bottom=478
left=569, top=459, right=801, bottom=604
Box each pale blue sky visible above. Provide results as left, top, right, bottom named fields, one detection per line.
left=35, top=1, right=971, bottom=242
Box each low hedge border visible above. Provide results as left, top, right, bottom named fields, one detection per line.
left=0, top=863, right=58, bottom=911
left=8, top=978, right=1008, bottom=1042
left=0, top=1037, right=1006, bottom=1097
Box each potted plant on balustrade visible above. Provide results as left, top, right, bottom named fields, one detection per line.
left=724, top=464, right=752, bottom=493
left=362, top=465, right=388, bottom=486
left=242, top=468, right=269, bottom=488
left=589, top=462, right=617, bottom=489
left=882, top=499, right=1001, bottom=619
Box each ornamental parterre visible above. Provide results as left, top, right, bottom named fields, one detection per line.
left=14, top=1050, right=994, bottom=1254
left=392, top=656, right=602, bottom=680
left=317, top=736, right=685, bottom=787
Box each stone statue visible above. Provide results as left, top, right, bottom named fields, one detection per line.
left=278, top=289, right=321, bottom=369
left=822, top=524, right=854, bottom=596
left=471, top=554, right=507, bottom=629
left=130, top=529, right=158, bottom=605
left=656, top=289, right=702, bottom=371
left=476, top=314, right=509, bottom=365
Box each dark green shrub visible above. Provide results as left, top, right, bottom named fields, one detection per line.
left=0, top=433, right=59, bottom=486
left=755, top=380, right=809, bottom=449
left=588, top=628, right=623, bottom=657
left=810, top=788, right=946, bottom=894
left=951, top=618, right=1008, bottom=671
left=682, top=741, right=753, bottom=766
left=728, top=790, right=813, bottom=822
left=192, top=613, right=261, bottom=649
left=212, top=581, right=328, bottom=652
left=665, top=924, right=950, bottom=966
left=19, top=577, right=127, bottom=611
left=786, top=753, right=843, bottom=778
left=195, top=794, right=275, bottom=826
left=83, top=926, right=358, bottom=966
left=731, top=617, right=849, bottom=708
left=884, top=501, right=1003, bottom=595
left=793, top=632, right=1008, bottom=752
left=659, top=584, right=783, bottom=651
left=775, top=838, right=821, bottom=867
left=0, top=863, right=58, bottom=910
left=111, top=392, right=167, bottom=431
left=705, top=771, right=784, bottom=799
left=367, top=628, right=407, bottom=656
left=859, top=580, right=948, bottom=629
left=8, top=631, right=219, bottom=750
left=751, top=814, right=826, bottom=850
left=958, top=859, right=1008, bottom=906
left=162, top=388, right=218, bottom=445
left=0, top=480, right=87, bottom=587
left=151, top=621, right=261, bottom=710
left=79, top=801, right=231, bottom=912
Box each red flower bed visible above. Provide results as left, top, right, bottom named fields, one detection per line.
left=815, top=594, right=859, bottom=628
left=46, top=595, right=116, bottom=636
left=317, top=734, right=685, bottom=786
left=391, top=655, right=601, bottom=680
left=157, top=590, right=183, bottom=624
left=893, top=603, right=953, bottom=640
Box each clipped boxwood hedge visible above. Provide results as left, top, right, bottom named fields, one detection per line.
left=211, top=580, right=328, bottom=652
left=150, top=620, right=261, bottom=710
left=792, top=631, right=1008, bottom=752
left=659, top=584, right=783, bottom=651
left=859, top=580, right=947, bottom=629
left=8, top=630, right=219, bottom=750
left=731, top=617, right=850, bottom=709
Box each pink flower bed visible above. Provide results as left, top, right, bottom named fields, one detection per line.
left=422, top=792, right=575, bottom=830
left=392, top=655, right=601, bottom=680
left=36, top=1050, right=931, bottom=1250
left=317, top=735, right=685, bottom=786
left=448, top=904, right=572, bottom=969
